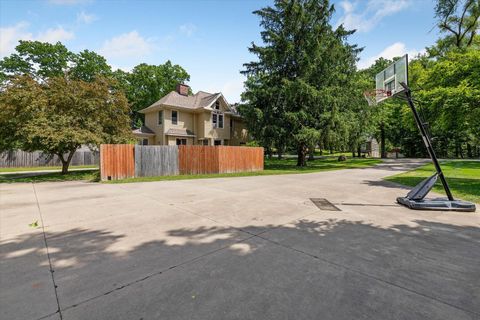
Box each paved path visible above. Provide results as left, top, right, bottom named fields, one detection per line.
left=1, top=159, right=479, bottom=320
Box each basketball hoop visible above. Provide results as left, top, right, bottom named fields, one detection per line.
left=363, top=89, right=391, bottom=106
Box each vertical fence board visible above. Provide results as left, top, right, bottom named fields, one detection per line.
left=0, top=149, right=99, bottom=168
left=100, top=145, right=262, bottom=180
left=178, top=146, right=263, bottom=175
left=135, top=145, right=178, bottom=177
left=100, top=144, right=135, bottom=181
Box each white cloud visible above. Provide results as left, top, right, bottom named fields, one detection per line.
left=77, top=11, right=98, bottom=24
left=99, top=31, right=154, bottom=59
left=221, top=78, right=245, bottom=103
left=36, top=27, right=74, bottom=43
left=337, top=0, right=411, bottom=32
left=0, top=22, right=32, bottom=57
left=179, top=23, right=197, bottom=37
left=358, top=42, right=424, bottom=69
left=0, top=22, right=74, bottom=57
left=202, top=76, right=245, bottom=103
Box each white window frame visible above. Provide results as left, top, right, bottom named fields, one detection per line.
left=176, top=138, right=187, bottom=145
left=218, top=114, right=224, bottom=129
left=212, top=111, right=223, bottom=129
left=158, top=110, right=163, bottom=126
left=172, top=110, right=178, bottom=125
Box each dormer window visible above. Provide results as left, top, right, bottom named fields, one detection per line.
left=215, top=100, right=220, bottom=110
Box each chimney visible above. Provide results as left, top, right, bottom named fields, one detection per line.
left=176, top=83, right=189, bottom=96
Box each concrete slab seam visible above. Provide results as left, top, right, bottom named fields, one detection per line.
left=58, top=209, right=322, bottom=314
left=32, top=182, right=63, bottom=320
left=253, top=233, right=479, bottom=317
left=60, top=233, right=258, bottom=313
left=35, top=310, right=61, bottom=320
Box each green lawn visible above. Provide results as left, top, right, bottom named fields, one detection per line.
left=0, top=157, right=381, bottom=184
left=0, top=169, right=99, bottom=183
left=384, top=160, right=480, bottom=204
left=108, top=158, right=381, bottom=183
left=0, top=165, right=98, bottom=173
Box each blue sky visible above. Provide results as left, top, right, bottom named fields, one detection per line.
left=1, top=0, right=440, bottom=103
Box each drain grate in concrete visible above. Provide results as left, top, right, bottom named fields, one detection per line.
left=310, top=198, right=341, bottom=211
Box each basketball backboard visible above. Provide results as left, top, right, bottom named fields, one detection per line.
left=374, top=54, right=408, bottom=103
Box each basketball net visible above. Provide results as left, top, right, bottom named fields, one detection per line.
left=363, top=89, right=391, bottom=106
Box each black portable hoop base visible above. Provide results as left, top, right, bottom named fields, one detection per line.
left=396, top=82, right=476, bottom=212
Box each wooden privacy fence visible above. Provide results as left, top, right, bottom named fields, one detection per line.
left=178, top=146, right=264, bottom=175
left=0, top=149, right=99, bottom=168
left=100, top=144, right=264, bottom=181
left=100, top=144, right=135, bottom=180
left=135, top=145, right=179, bottom=177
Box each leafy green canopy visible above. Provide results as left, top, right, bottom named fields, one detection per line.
left=434, top=0, right=480, bottom=49
left=113, top=61, right=190, bottom=125
left=416, top=48, right=480, bottom=154
left=0, top=75, right=132, bottom=173
left=0, top=41, right=191, bottom=126
left=240, top=0, right=361, bottom=166
left=359, top=44, right=480, bottom=158
left=0, top=41, right=111, bottom=83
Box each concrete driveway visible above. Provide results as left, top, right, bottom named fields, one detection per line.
left=1, top=159, right=479, bottom=320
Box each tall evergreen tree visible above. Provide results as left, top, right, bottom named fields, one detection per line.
left=241, top=0, right=361, bottom=166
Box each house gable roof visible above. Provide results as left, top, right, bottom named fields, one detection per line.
left=139, top=90, right=231, bottom=113
left=132, top=126, right=155, bottom=136
left=165, top=128, right=196, bottom=137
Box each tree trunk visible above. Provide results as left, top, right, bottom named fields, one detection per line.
left=266, top=147, right=273, bottom=160
left=357, top=146, right=361, bottom=158
left=308, top=147, right=314, bottom=161
left=297, top=143, right=307, bottom=167
left=277, top=144, right=284, bottom=159
left=351, top=147, right=355, bottom=158
left=466, top=143, right=472, bottom=158
left=59, top=150, right=76, bottom=174
left=380, top=122, right=386, bottom=158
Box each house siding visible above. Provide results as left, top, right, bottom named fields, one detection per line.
left=204, top=98, right=231, bottom=145
left=230, top=118, right=248, bottom=145
left=163, top=108, right=194, bottom=133
left=139, top=96, right=247, bottom=146
left=144, top=110, right=164, bottom=145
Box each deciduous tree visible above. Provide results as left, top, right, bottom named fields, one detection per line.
left=0, top=76, right=132, bottom=173
left=114, top=62, right=190, bottom=125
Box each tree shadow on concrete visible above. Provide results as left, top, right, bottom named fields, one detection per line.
left=1, top=218, right=479, bottom=320
left=366, top=159, right=429, bottom=172
left=362, top=178, right=413, bottom=191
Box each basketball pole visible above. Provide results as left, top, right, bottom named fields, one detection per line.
left=400, top=82, right=454, bottom=201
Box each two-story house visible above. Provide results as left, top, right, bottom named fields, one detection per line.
left=132, top=84, right=248, bottom=146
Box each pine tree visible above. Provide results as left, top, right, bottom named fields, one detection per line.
left=241, top=0, right=361, bottom=166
